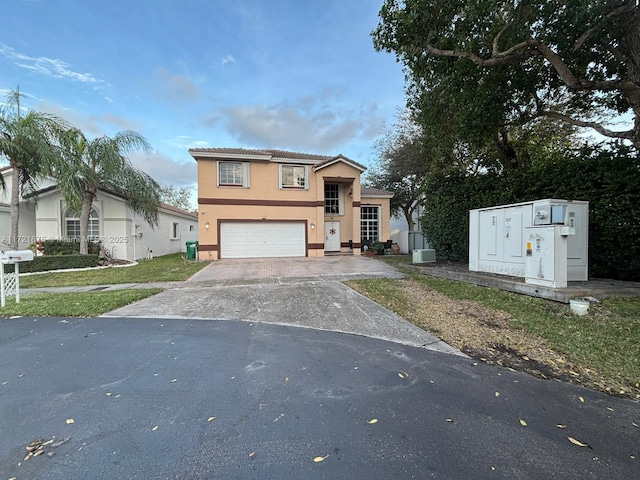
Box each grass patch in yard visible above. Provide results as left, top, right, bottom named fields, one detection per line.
left=19, top=253, right=208, bottom=288
left=346, top=258, right=640, bottom=399
left=0, top=289, right=163, bottom=317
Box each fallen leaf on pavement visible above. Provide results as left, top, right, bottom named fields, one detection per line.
left=208, top=417, right=216, bottom=422
left=578, top=396, right=584, bottom=403
left=556, top=424, right=567, bottom=429
left=314, top=455, right=329, bottom=463
left=65, top=418, right=74, bottom=425
left=152, top=426, right=158, bottom=431
left=567, top=436, right=590, bottom=448
left=520, top=419, right=527, bottom=427
left=368, top=418, right=378, bottom=424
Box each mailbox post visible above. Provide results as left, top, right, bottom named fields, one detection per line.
left=0, top=250, right=34, bottom=307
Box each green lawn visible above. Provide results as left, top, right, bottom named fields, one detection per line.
left=19, top=253, right=209, bottom=288
left=0, top=289, right=163, bottom=317
left=356, top=256, right=640, bottom=398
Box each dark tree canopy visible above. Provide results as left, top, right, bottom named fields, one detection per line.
left=373, top=0, right=640, bottom=152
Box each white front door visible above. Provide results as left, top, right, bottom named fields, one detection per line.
left=324, top=221, right=340, bottom=252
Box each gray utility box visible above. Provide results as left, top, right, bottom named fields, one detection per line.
left=469, top=199, right=589, bottom=282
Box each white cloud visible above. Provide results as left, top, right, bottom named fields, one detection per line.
left=152, top=67, right=200, bottom=104
left=165, top=136, right=211, bottom=151
left=102, top=114, right=140, bottom=131
left=0, top=43, right=102, bottom=85
left=220, top=99, right=386, bottom=153
left=221, top=55, right=236, bottom=66
left=37, top=100, right=103, bottom=136
left=128, top=150, right=197, bottom=188
left=36, top=101, right=140, bottom=136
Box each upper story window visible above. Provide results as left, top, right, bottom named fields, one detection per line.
left=218, top=161, right=250, bottom=187
left=324, top=183, right=343, bottom=215
left=279, top=165, right=307, bottom=189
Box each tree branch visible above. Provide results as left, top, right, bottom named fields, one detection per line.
left=573, top=0, right=637, bottom=53
left=538, top=110, right=634, bottom=140
left=424, top=42, right=538, bottom=66
left=492, top=20, right=516, bottom=57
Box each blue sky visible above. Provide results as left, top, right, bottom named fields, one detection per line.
left=0, top=0, right=406, bottom=194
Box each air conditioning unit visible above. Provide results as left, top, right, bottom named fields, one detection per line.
left=412, top=249, right=436, bottom=264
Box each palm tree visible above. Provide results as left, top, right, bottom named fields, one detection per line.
left=57, top=128, right=160, bottom=255
left=0, top=89, right=69, bottom=249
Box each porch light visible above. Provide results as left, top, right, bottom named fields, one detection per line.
left=310, top=223, right=315, bottom=230
left=204, top=221, right=210, bottom=230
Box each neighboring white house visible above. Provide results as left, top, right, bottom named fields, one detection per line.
left=0, top=167, right=198, bottom=260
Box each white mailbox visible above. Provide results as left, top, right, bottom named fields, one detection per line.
left=0, top=250, right=34, bottom=264
left=1, top=249, right=35, bottom=307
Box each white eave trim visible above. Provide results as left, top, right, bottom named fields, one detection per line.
left=190, top=152, right=272, bottom=161
left=362, top=193, right=394, bottom=199
left=271, top=157, right=320, bottom=165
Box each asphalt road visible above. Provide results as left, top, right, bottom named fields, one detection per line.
left=1, top=316, right=638, bottom=479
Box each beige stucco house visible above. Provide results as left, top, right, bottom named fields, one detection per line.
left=190, top=148, right=393, bottom=260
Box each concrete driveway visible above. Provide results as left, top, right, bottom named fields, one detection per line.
left=103, top=256, right=460, bottom=354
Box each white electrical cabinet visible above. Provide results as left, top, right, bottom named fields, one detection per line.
left=469, top=199, right=588, bottom=285
left=524, top=226, right=568, bottom=288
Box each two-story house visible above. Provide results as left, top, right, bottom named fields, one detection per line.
left=190, top=148, right=393, bottom=259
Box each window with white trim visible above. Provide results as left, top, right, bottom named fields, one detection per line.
left=324, top=183, right=343, bottom=214
left=360, top=206, right=380, bottom=241
left=218, top=161, right=250, bottom=187
left=279, top=164, right=307, bottom=189
left=65, top=207, right=99, bottom=241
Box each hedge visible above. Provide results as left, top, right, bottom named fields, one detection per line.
left=421, top=145, right=640, bottom=281
left=41, top=239, right=101, bottom=255
left=4, top=254, right=100, bottom=274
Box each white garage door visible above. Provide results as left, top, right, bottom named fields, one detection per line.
left=220, top=222, right=306, bottom=258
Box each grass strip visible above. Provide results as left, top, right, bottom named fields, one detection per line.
left=19, top=253, right=208, bottom=288
left=0, top=289, right=163, bottom=317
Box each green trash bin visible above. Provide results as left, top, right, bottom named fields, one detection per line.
left=186, top=241, right=199, bottom=260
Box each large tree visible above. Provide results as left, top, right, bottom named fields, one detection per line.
left=159, top=184, right=195, bottom=212
left=365, top=111, right=429, bottom=231
left=0, top=90, right=69, bottom=249
left=372, top=0, right=640, bottom=151
left=56, top=128, right=160, bottom=254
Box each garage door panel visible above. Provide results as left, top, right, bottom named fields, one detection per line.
left=220, top=222, right=306, bottom=258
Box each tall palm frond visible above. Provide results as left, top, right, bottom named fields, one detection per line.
left=56, top=128, right=158, bottom=254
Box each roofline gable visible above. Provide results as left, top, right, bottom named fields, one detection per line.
left=312, top=155, right=366, bottom=173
